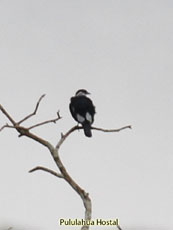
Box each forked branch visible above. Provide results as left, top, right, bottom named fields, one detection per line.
left=0, top=123, right=15, bottom=131
left=0, top=101, right=92, bottom=230
left=17, top=94, right=46, bottom=125
left=0, top=96, right=130, bottom=230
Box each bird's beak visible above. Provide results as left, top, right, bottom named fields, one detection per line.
left=87, top=91, right=91, bottom=95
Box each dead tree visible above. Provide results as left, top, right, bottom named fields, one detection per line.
left=0, top=95, right=131, bottom=230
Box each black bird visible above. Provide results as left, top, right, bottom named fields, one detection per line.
left=69, top=89, right=95, bottom=137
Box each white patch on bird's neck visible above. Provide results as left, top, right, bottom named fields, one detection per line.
left=76, top=91, right=87, bottom=97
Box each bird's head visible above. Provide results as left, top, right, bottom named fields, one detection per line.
left=75, top=89, right=90, bottom=97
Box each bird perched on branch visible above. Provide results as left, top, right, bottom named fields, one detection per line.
left=69, top=89, right=96, bottom=137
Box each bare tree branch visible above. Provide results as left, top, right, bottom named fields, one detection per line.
left=92, top=125, right=132, bottom=132
left=28, top=111, right=61, bottom=130
left=29, top=166, right=64, bottom=179
left=0, top=96, right=130, bottom=230
left=51, top=148, right=92, bottom=230
left=56, top=125, right=131, bottom=150
left=54, top=125, right=131, bottom=230
left=0, top=105, right=54, bottom=150
left=17, top=94, right=46, bottom=125
left=0, top=103, right=92, bottom=229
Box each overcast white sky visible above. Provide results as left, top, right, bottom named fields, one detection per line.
left=0, top=1, right=173, bottom=230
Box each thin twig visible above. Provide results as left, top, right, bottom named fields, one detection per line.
left=17, top=94, right=45, bottom=124
left=0, top=112, right=61, bottom=132
left=29, top=166, right=64, bottom=179
left=0, top=105, right=16, bottom=125
left=0, top=123, right=15, bottom=131
left=28, top=111, right=61, bottom=130
left=92, top=125, right=132, bottom=132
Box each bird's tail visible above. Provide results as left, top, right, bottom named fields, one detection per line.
left=83, top=122, right=92, bottom=137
